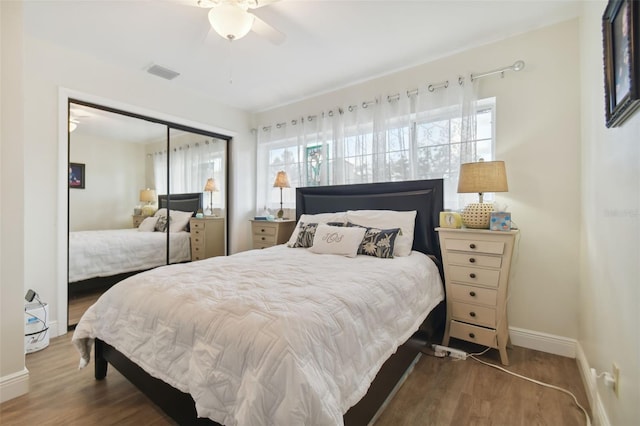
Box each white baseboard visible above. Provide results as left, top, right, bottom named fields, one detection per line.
left=0, top=368, right=29, bottom=403
left=48, top=320, right=59, bottom=338
left=576, top=342, right=611, bottom=426
left=509, top=326, right=576, bottom=358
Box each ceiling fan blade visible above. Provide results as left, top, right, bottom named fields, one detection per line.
left=251, top=13, right=286, bottom=45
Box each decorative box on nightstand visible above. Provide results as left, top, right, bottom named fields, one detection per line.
left=190, top=217, right=225, bottom=261
left=250, top=220, right=296, bottom=249
left=436, top=227, right=518, bottom=365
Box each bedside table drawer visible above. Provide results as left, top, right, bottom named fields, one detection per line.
left=450, top=283, right=497, bottom=306
left=253, top=225, right=277, bottom=236
left=190, top=221, right=206, bottom=230
left=253, top=234, right=276, bottom=245
left=191, top=229, right=205, bottom=243
left=444, top=238, right=504, bottom=255
left=450, top=321, right=497, bottom=347
left=449, top=265, right=500, bottom=287
left=253, top=242, right=274, bottom=250
left=191, top=245, right=206, bottom=260
left=447, top=252, right=502, bottom=268
left=451, top=301, right=496, bottom=327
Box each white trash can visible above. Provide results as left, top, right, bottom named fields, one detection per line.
left=24, top=302, right=49, bottom=353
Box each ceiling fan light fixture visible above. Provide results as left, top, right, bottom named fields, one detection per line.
left=208, top=4, right=255, bottom=41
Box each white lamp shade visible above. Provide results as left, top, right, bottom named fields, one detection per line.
left=457, top=160, right=508, bottom=194
left=139, top=188, right=156, bottom=203
left=204, top=178, right=219, bottom=192
left=208, top=4, right=255, bottom=41
left=272, top=171, right=290, bottom=188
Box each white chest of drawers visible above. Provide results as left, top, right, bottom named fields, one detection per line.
left=190, top=217, right=225, bottom=261
left=437, top=227, right=518, bottom=365
left=250, top=220, right=296, bottom=249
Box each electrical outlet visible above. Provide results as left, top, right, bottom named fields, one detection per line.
left=612, top=363, right=620, bottom=398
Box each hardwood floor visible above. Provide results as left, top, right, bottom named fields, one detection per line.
left=68, top=290, right=102, bottom=327
left=0, top=335, right=590, bottom=426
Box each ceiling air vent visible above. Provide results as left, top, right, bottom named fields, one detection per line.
left=146, top=64, right=180, bottom=80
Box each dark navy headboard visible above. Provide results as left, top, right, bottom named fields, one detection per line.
left=158, top=193, right=203, bottom=215
left=296, top=179, right=444, bottom=261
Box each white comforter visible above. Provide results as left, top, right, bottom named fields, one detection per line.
left=72, top=245, right=444, bottom=426
left=68, top=229, right=191, bottom=282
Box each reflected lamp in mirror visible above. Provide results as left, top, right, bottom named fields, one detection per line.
left=272, top=171, right=290, bottom=219
left=139, top=188, right=157, bottom=216
left=204, top=178, right=219, bottom=216
left=457, top=159, right=508, bottom=229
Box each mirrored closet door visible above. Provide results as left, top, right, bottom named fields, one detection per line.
left=67, top=100, right=229, bottom=328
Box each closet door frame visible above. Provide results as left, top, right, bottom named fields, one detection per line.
left=58, top=88, right=232, bottom=335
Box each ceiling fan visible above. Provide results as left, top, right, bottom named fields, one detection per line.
left=195, top=0, right=286, bottom=44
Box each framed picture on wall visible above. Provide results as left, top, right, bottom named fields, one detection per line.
left=69, top=162, right=85, bottom=189
left=603, top=0, right=640, bottom=127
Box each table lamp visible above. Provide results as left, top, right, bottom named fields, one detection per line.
left=204, top=178, right=218, bottom=216
left=457, top=159, right=508, bottom=228
left=139, top=188, right=157, bottom=216
left=272, top=171, right=290, bottom=219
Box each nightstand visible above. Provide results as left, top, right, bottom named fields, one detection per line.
left=436, top=227, right=518, bottom=365
left=132, top=214, right=148, bottom=228
left=250, top=220, right=296, bottom=249
left=190, top=217, right=225, bottom=261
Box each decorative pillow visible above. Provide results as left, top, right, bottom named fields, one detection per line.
left=347, top=222, right=401, bottom=258
left=309, top=224, right=366, bottom=258
left=168, top=210, right=193, bottom=233
left=154, top=215, right=171, bottom=232
left=292, top=222, right=319, bottom=248
left=346, top=210, right=416, bottom=256
left=286, top=212, right=348, bottom=247
left=154, top=208, right=193, bottom=233
left=153, top=208, right=167, bottom=218
left=137, top=216, right=158, bottom=232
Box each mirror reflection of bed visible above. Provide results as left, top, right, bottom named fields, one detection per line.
left=67, top=101, right=229, bottom=328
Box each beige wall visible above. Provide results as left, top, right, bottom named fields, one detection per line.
left=69, top=132, right=147, bottom=231
left=1, top=0, right=28, bottom=402
left=255, top=20, right=582, bottom=342
left=579, top=1, right=640, bottom=424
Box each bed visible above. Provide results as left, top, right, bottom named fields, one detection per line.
left=68, top=193, right=203, bottom=294
left=72, top=179, right=445, bottom=425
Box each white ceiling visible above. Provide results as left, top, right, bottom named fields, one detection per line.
left=25, top=0, right=581, bottom=113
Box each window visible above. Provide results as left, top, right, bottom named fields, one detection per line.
left=258, top=97, right=495, bottom=211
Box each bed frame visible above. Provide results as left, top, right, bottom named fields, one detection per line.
left=68, top=193, right=203, bottom=326
left=94, top=179, right=445, bottom=425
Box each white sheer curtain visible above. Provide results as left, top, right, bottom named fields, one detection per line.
left=153, top=137, right=226, bottom=215
left=256, top=75, right=482, bottom=213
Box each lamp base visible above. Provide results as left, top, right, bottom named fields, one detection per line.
left=461, top=203, right=494, bottom=229
left=277, top=209, right=284, bottom=219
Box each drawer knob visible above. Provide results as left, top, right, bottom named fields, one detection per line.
left=469, top=311, right=476, bottom=317
left=469, top=291, right=476, bottom=297
left=469, top=243, right=476, bottom=249
left=261, top=237, right=266, bottom=241
left=469, top=258, right=476, bottom=263
left=261, top=228, right=265, bottom=232
left=469, top=333, right=476, bottom=339
left=469, top=273, right=476, bottom=279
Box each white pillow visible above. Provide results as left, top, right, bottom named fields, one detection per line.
left=153, top=208, right=194, bottom=233
left=153, top=208, right=167, bottom=217
left=286, top=212, right=347, bottom=247
left=138, top=216, right=159, bottom=232
left=346, top=210, right=417, bottom=256
left=309, top=224, right=366, bottom=258
left=168, top=210, right=194, bottom=233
